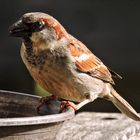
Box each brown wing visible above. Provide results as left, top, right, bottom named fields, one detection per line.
left=67, top=35, right=115, bottom=85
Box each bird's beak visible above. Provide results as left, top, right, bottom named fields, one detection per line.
left=9, top=19, right=30, bottom=38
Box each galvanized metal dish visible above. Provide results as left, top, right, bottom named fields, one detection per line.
left=0, top=90, right=75, bottom=126
left=0, top=90, right=75, bottom=139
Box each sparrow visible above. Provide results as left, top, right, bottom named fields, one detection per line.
left=9, top=12, right=140, bottom=121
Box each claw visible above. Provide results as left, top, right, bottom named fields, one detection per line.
left=59, top=101, right=77, bottom=113
left=37, top=95, right=57, bottom=114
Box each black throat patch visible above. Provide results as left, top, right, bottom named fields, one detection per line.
left=24, top=38, right=47, bottom=69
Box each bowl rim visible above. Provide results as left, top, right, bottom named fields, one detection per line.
left=0, top=90, right=75, bottom=126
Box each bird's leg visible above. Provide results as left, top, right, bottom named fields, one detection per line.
left=60, top=99, right=91, bottom=112
left=37, top=95, right=57, bottom=114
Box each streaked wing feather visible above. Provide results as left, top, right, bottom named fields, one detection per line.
left=67, top=35, right=115, bottom=84
left=108, top=67, right=122, bottom=79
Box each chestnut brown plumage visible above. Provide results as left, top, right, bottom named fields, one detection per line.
left=9, top=12, right=140, bottom=121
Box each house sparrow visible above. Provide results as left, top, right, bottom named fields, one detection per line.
left=9, top=12, right=140, bottom=121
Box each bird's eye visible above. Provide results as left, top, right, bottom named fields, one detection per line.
left=32, top=21, right=45, bottom=31
left=26, top=21, right=45, bottom=32
left=34, top=21, right=43, bottom=28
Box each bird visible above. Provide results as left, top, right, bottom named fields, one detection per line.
left=9, top=12, right=140, bottom=121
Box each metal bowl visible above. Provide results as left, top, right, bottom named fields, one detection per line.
left=0, top=90, right=75, bottom=140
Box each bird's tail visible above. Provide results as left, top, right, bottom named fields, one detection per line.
left=104, top=85, right=140, bottom=121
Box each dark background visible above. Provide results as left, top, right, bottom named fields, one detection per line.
left=0, top=0, right=140, bottom=112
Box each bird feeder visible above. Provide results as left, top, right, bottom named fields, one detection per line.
left=0, top=90, right=74, bottom=139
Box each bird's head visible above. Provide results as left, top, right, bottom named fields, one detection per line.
left=9, top=12, right=68, bottom=43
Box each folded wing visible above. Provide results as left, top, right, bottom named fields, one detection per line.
left=67, top=35, right=121, bottom=85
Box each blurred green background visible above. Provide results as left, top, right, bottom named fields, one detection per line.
left=0, top=0, right=140, bottom=112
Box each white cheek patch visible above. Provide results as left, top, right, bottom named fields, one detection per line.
left=30, top=28, right=51, bottom=43
left=75, top=54, right=92, bottom=61
left=31, top=32, right=41, bottom=42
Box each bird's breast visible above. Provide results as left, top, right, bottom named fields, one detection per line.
left=20, top=45, right=88, bottom=102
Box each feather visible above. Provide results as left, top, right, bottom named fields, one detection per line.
left=67, top=35, right=115, bottom=85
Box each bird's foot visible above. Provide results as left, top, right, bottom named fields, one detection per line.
left=59, top=101, right=78, bottom=113
left=37, top=95, right=57, bottom=114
